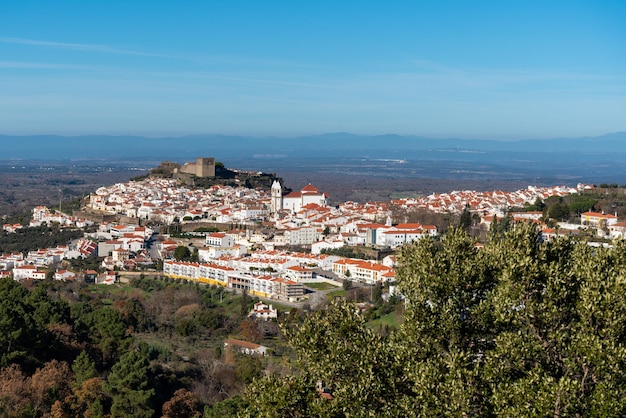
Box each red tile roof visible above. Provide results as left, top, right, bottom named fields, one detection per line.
left=301, top=183, right=320, bottom=193
left=224, top=338, right=262, bottom=350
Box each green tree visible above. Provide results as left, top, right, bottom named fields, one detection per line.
left=484, top=227, right=626, bottom=416
left=245, top=301, right=414, bottom=416
left=371, top=283, right=383, bottom=304
left=104, top=350, right=154, bottom=418
left=244, top=374, right=326, bottom=418
left=240, top=290, right=251, bottom=317
left=568, top=194, right=597, bottom=214
left=77, top=306, right=131, bottom=367
left=174, top=245, right=191, bottom=261
left=526, top=197, right=545, bottom=211
left=458, top=207, right=472, bottom=231
left=26, top=284, right=72, bottom=360
left=0, top=279, right=44, bottom=371
left=245, top=224, right=626, bottom=416
left=235, top=355, right=264, bottom=384
left=489, top=214, right=512, bottom=238
left=395, top=227, right=496, bottom=415
left=548, top=202, right=570, bottom=221
left=116, top=297, right=151, bottom=332
left=203, top=395, right=247, bottom=418
left=72, top=351, right=97, bottom=387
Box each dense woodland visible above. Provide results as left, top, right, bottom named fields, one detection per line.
left=0, top=271, right=400, bottom=417
left=0, top=274, right=290, bottom=417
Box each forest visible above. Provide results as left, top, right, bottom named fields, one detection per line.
left=0, top=273, right=291, bottom=417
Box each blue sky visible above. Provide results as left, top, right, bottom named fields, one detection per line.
left=1, top=0, right=625, bottom=138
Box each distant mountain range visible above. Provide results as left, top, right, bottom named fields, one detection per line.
left=2, top=131, right=626, bottom=162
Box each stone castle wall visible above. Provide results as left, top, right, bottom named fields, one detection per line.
left=177, top=157, right=216, bottom=178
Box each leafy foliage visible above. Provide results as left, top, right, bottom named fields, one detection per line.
left=174, top=245, right=192, bottom=261
left=548, top=201, right=570, bottom=221
left=246, top=301, right=415, bottom=416
left=245, top=224, right=626, bottom=416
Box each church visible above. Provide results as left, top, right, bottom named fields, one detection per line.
left=271, top=181, right=328, bottom=213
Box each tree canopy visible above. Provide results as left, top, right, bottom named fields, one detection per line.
left=245, top=224, right=626, bottom=416
left=0, top=276, right=257, bottom=417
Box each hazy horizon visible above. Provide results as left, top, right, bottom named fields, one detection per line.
left=1, top=130, right=626, bottom=142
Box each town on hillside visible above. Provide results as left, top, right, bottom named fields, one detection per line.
left=1, top=157, right=621, bottom=300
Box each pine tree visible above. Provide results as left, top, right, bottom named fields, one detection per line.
left=72, top=351, right=97, bottom=387
left=104, top=350, right=154, bottom=418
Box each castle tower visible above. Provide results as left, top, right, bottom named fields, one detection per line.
left=195, top=157, right=216, bottom=177
left=270, top=180, right=283, bottom=214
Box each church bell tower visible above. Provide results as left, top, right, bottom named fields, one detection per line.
left=270, top=180, right=283, bottom=214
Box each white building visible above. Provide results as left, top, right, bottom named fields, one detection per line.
left=374, top=224, right=437, bottom=248
left=249, top=301, right=278, bottom=320
left=581, top=211, right=618, bottom=228
left=284, top=226, right=318, bottom=246
left=54, top=269, right=77, bottom=281
left=279, top=183, right=328, bottom=213
left=198, top=245, right=246, bottom=262
left=311, top=239, right=345, bottom=255
left=285, top=265, right=314, bottom=282
left=13, top=265, right=44, bottom=280
left=205, top=232, right=235, bottom=247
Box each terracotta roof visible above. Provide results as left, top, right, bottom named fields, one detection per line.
left=582, top=211, right=616, bottom=218
left=395, top=223, right=422, bottom=229
left=224, top=338, right=262, bottom=350
left=301, top=183, right=320, bottom=193
left=287, top=266, right=312, bottom=272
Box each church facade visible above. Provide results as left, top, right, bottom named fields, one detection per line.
left=270, top=181, right=328, bottom=213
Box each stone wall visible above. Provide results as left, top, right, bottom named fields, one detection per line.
left=177, top=157, right=216, bottom=178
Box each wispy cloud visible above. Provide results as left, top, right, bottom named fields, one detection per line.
left=0, top=37, right=318, bottom=70
left=405, top=58, right=626, bottom=85
left=0, top=37, right=183, bottom=60
left=0, top=60, right=95, bottom=70
left=353, top=60, right=626, bottom=97
left=411, top=59, right=463, bottom=75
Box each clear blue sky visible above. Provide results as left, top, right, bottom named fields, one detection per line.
left=1, top=0, right=625, bottom=138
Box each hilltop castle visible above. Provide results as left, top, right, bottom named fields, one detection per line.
left=151, top=157, right=216, bottom=179
left=175, top=157, right=216, bottom=178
